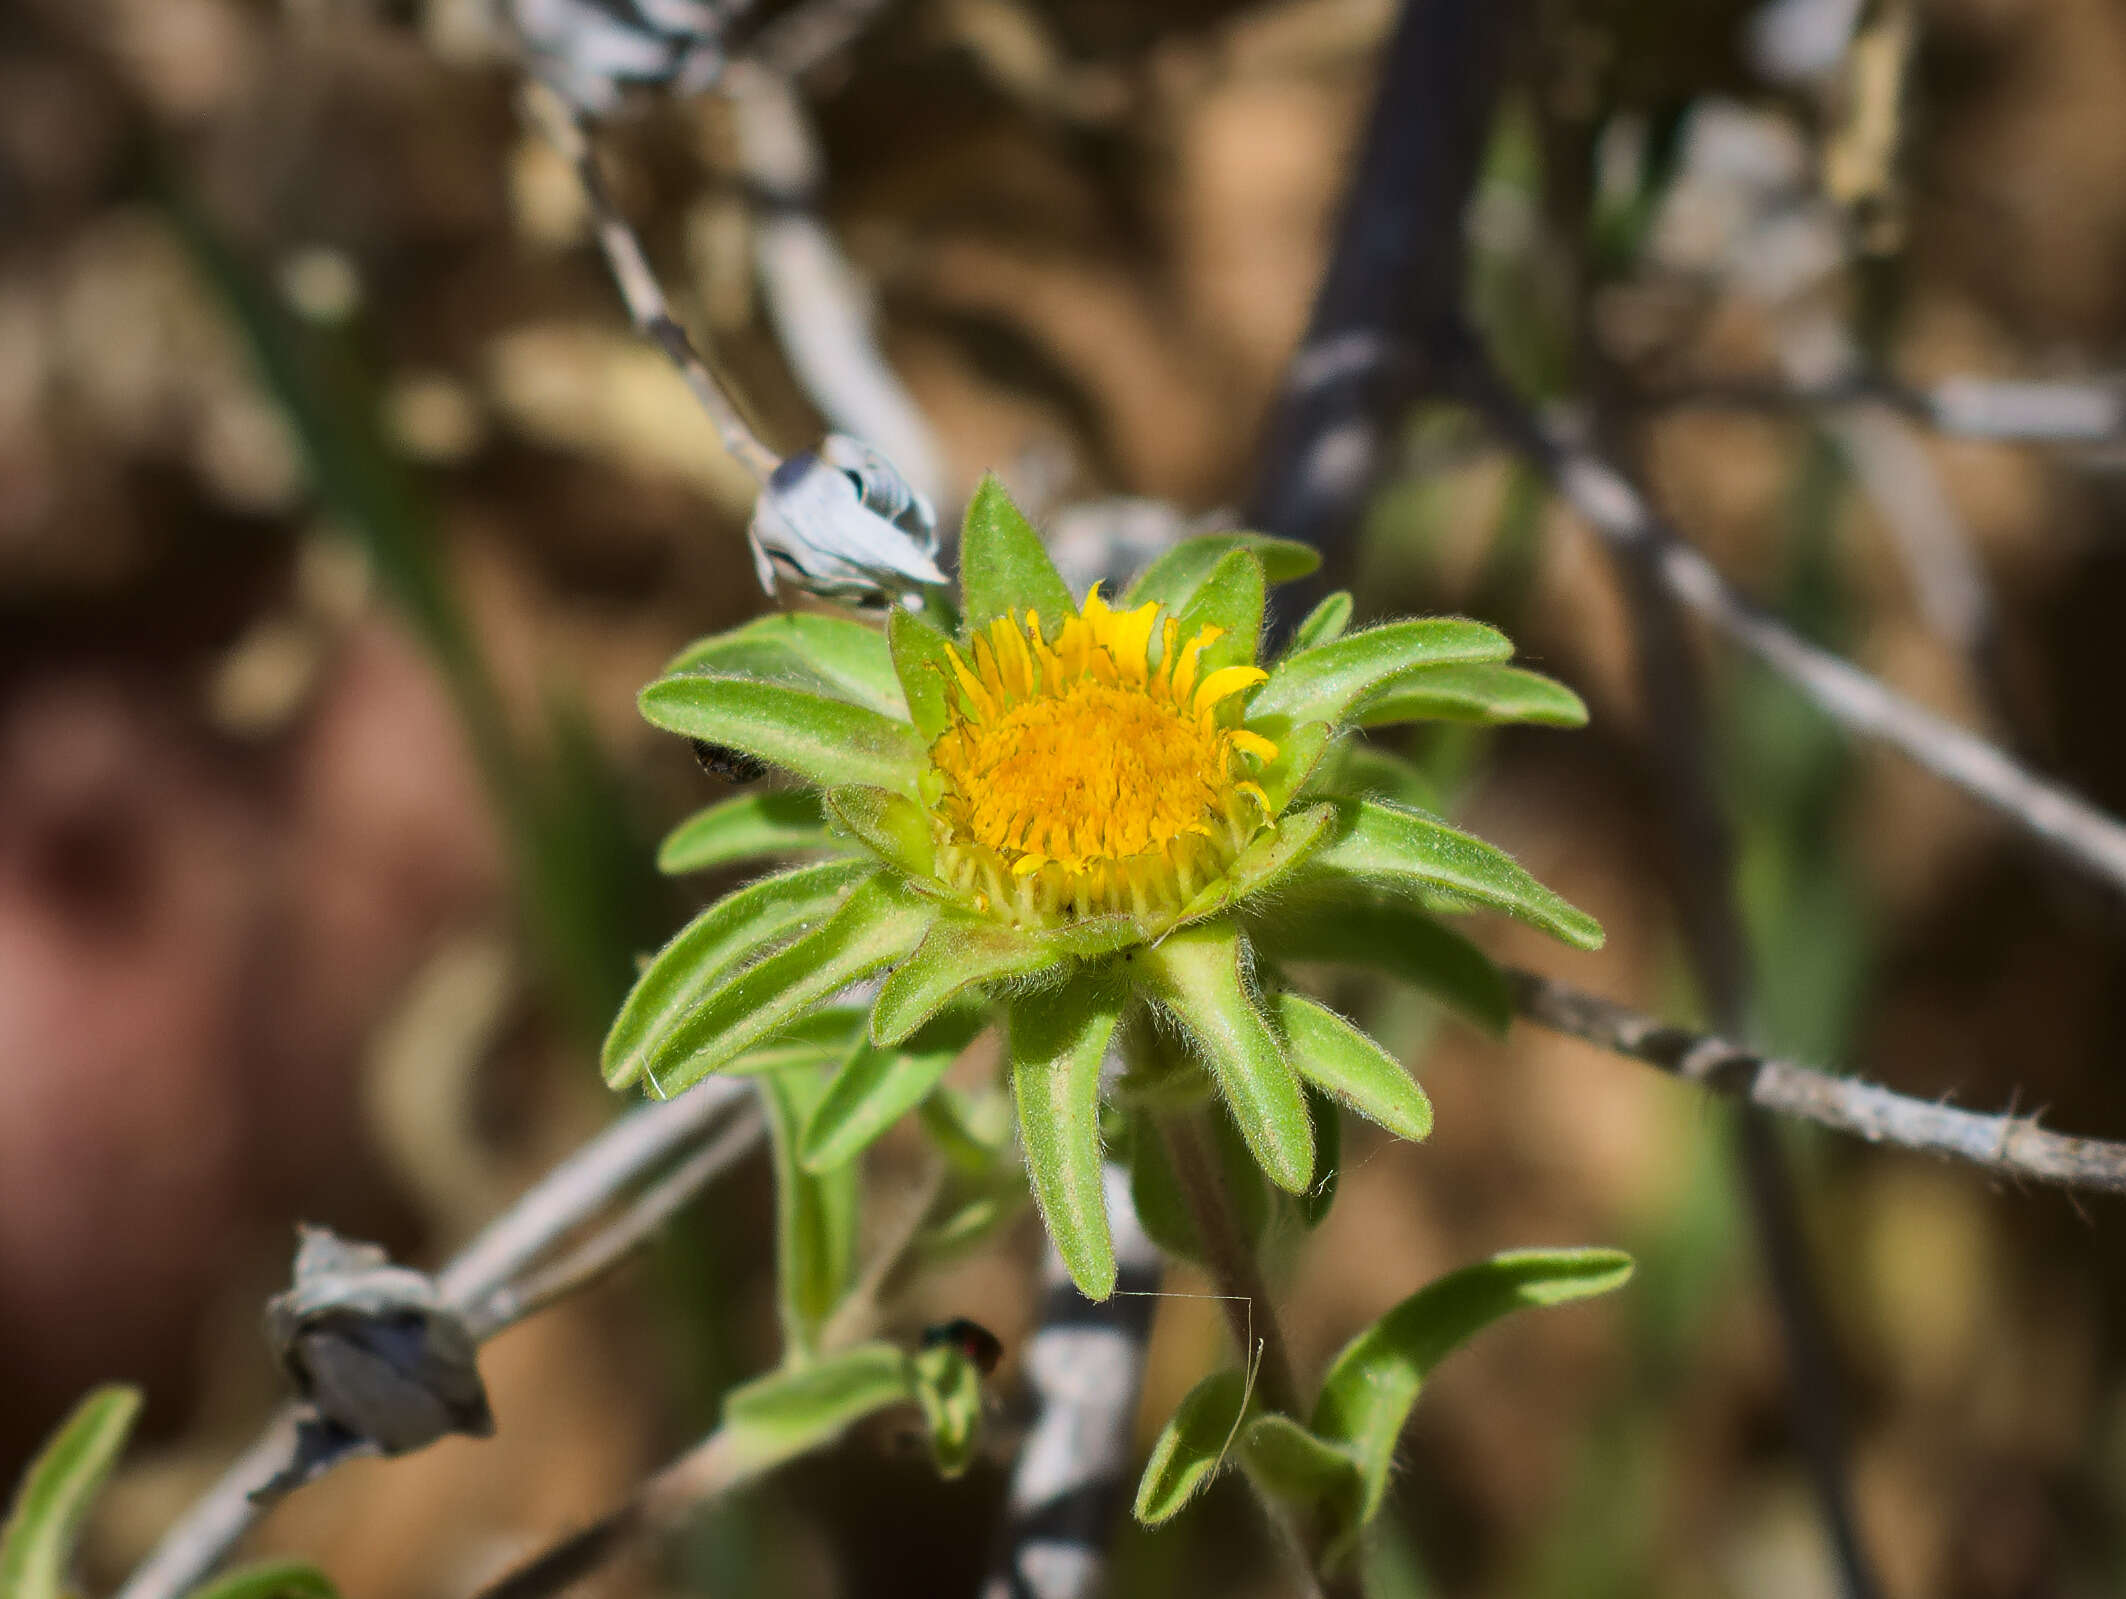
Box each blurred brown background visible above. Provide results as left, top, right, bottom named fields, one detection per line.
left=6, top=0, right=2126, bottom=1595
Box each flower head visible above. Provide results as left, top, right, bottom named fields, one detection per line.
left=609, top=478, right=1602, bottom=1298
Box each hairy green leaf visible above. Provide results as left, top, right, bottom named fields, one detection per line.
left=871, top=913, right=1055, bottom=1045
left=1273, top=994, right=1432, bottom=1142
left=1123, top=534, right=1321, bottom=612
left=760, top=1065, right=860, bottom=1354
left=1252, top=720, right=1336, bottom=813
left=801, top=1008, right=988, bottom=1171
left=823, top=785, right=936, bottom=880
left=666, top=612, right=905, bottom=716
left=910, top=1343, right=986, bottom=1479
left=1143, top=925, right=1312, bottom=1193
left=1250, top=620, right=1511, bottom=730
left=887, top=605, right=958, bottom=742
left=960, top=475, right=1075, bottom=631
left=722, top=1343, right=915, bottom=1471
left=657, top=790, right=840, bottom=876
left=1008, top=970, right=1124, bottom=1299
left=642, top=876, right=938, bottom=1095
left=1237, top=1413, right=1362, bottom=1513
left=0, top=1385, right=141, bottom=1599
left=1298, top=798, right=1603, bottom=952
left=1306, top=742, right=1441, bottom=815
left=1312, top=1249, right=1634, bottom=1528
left=1357, top=663, right=1587, bottom=729
left=603, top=860, right=872, bottom=1089
left=722, top=1006, right=869, bottom=1077
left=1170, top=549, right=1266, bottom=677
left=1134, top=1369, right=1254, bottom=1525
left=640, top=675, right=927, bottom=795
left=1286, top=590, right=1353, bottom=655
left=189, top=1563, right=340, bottom=1599
left=1250, top=894, right=1512, bottom=1034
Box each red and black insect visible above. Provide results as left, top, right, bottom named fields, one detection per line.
left=922, top=1317, right=1004, bottom=1376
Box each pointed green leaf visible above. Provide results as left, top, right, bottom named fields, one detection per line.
left=1298, top=798, right=1603, bottom=952
left=657, top=790, right=841, bottom=876
left=888, top=605, right=957, bottom=741
left=1169, top=803, right=1333, bottom=928
left=1008, top=970, right=1123, bottom=1299
left=1253, top=719, right=1335, bottom=813
left=1142, top=925, right=1312, bottom=1193
left=722, top=1342, right=915, bottom=1470
left=0, top=1385, right=142, bottom=1599
left=910, top=1343, right=986, bottom=1479
left=801, top=1007, right=989, bottom=1170
left=1133, top=1369, right=1254, bottom=1525
left=1169, top=549, right=1266, bottom=677
left=666, top=612, right=905, bottom=716
left=1237, top=1413, right=1361, bottom=1513
left=644, top=876, right=938, bottom=1095
left=1251, top=620, right=1511, bottom=730
left=190, top=1563, right=340, bottom=1599
left=1312, top=1249, right=1634, bottom=1525
left=824, top=784, right=937, bottom=880
left=1249, top=894, right=1512, bottom=1034
left=641, top=674, right=928, bottom=795
left=871, top=913, right=1055, bottom=1044
left=1273, top=994, right=1432, bottom=1142
left=960, top=475, right=1075, bottom=631
left=603, top=860, right=872, bottom=1088
left=1357, top=663, right=1587, bottom=729
left=1287, top=590, right=1353, bottom=655
left=1123, top=533, right=1321, bottom=612
left=760, top=1064, right=861, bottom=1354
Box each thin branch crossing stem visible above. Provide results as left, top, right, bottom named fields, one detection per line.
left=1508, top=968, right=2126, bottom=1195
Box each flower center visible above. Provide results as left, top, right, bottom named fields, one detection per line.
left=926, top=589, right=1278, bottom=926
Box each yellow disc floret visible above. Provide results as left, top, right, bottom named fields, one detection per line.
left=927, top=586, right=1280, bottom=926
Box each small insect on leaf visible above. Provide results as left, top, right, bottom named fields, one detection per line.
left=921, top=1317, right=1005, bottom=1376
left=692, top=738, right=769, bottom=784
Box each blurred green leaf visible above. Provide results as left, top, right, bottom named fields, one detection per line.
left=870, top=914, right=1052, bottom=1045
left=1143, top=925, right=1312, bottom=1194
left=640, top=876, right=937, bottom=1096
left=722, top=1006, right=869, bottom=1077
left=666, top=613, right=905, bottom=716
left=960, top=475, right=1075, bottom=630
left=1008, top=969, right=1124, bottom=1299
left=1123, top=534, right=1321, bottom=612
left=603, top=860, right=872, bottom=1089
left=1237, top=1413, right=1361, bottom=1512
left=1251, top=621, right=1511, bottom=728
left=1134, top=1369, right=1254, bottom=1525
left=1273, top=994, right=1432, bottom=1143
left=639, top=675, right=927, bottom=796
left=1125, top=1103, right=1268, bottom=1266
left=658, top=791, right=841, bottom=877
left=801, top=1007, right=988, bottom=1171
left=1295, top=1084, right=1341, bottom=1228
left=909, top=1344, right=985, bottom=1479
left=1357, top=663, right=1587, bottom=729
left=0, top=1385, right=141, bottom=1599
left=822, top=785, right=936, bottom=882
left=1312, top=1249, right=1634, bottom=1531
left=722, top=1343, right=915, bottom=1471
left=1300, top=798, right=1603, bottom=951
left=189, top=1563, right=340, bottom=1599
left=1308, top=743, right=1442, bottom=816
left=760, top=1065, right=861, bottom=1355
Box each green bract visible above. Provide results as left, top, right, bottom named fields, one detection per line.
left=611, top=477, right=1600, bottom=1297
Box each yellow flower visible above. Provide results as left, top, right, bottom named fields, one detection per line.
left=926, top=588, right=1280, bottom=927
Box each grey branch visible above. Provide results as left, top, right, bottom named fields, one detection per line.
left=1468, top=371, right=2126, bottom=898
left=114, top=1078, right=759, bottom=1599
left=1643, top=372, right=2126, bottom=445
left=1508, top=969, right=2126, bottom=1195
left=520, top=81, right=783, bottom=484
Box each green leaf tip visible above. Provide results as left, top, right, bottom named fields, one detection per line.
left=1134, top=1369, right=1254, bottom=1525
left=959, top=474, right=1074, bottom=632
left=1009, top=971, right=1124, bottom=1299
left=1, top=1385, right=142, bottom=1599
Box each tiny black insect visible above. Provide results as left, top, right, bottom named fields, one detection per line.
left=921, top=1316, right=1004, bottom=1375
left=691, top=739, right=767, bottom=784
